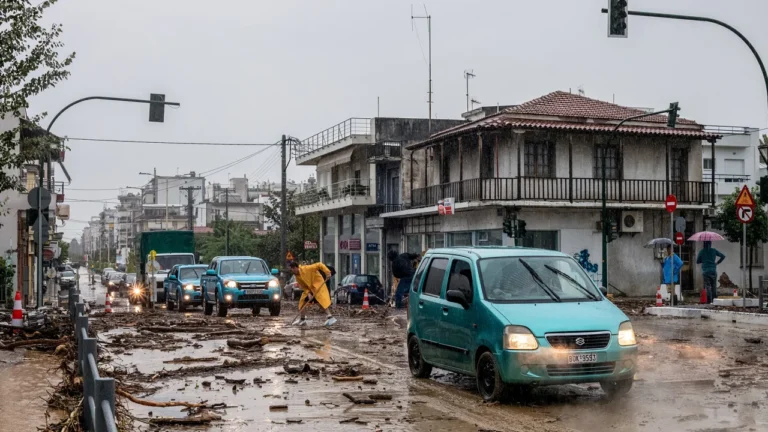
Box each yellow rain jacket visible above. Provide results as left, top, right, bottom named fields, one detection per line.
left=296, top=263, right=333, bottom=309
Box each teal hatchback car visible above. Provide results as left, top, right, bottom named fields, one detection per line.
left=407, top=247, right=637, bottom=402
left=201, top=256, right=281, bottom=318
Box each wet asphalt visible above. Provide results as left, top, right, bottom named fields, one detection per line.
left=5, top=269, right=768, bottom=431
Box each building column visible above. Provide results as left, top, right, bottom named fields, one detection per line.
left=379, top=227, right=385, bottom=283
left=318, top=217, right=324, bottom=264
left=360, top=218, right=366, bottom=273
left=334, top=215, right=340, bottom=281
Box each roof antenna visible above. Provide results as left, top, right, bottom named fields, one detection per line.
left=578, top=85, right=585, bottom=96
left=464, top=69, right=475, bottom=112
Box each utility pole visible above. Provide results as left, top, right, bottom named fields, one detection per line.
left=164, top=177, right=169, bottom=229
left=412, top=7, right=432, bottom=132
left=280, top=135, right=288, bottom=266
left=180, top=186, right=201, bottom=230
left=464, top=69, right=475, bottom=112
left=225, top=187, right=230, bottom=256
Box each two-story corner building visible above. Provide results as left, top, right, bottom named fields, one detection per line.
left=294, top=117, right=466, bottom=285
left=380, top=91, right=722, bottom=296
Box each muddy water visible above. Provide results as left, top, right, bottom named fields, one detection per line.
left=0, top=350, right=64, bottom=432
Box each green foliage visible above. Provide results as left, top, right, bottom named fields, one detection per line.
left=59, top=240, right=69, bottom=262
left=0, top=257, right=14, bottom=308
left=196, top=220, right=260, bottom=262
left=0, top=0, right=75, bottom=195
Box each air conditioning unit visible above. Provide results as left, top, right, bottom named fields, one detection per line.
left=620, top=211, right=643, bottom=233
left=703, top=208, right=717, bottom=217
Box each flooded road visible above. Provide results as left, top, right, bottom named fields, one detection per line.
left=87, top=282, right=768, bottom=432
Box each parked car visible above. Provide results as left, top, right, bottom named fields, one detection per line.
left=283, top=276, right=302, bottom=301
left=58, top=270, right=77, bottom=289
left=120, top=273, right=137, bottom=293
left=335, top=274, right=384, bottom=305
left=201, top=256, right=281, bottom=317
left=101, top=268, right=115, bottom=285
left=106, top=272, right=125, bottom=295
left=406, top=247, right=637, bottom=402
left=165, top=264, right=208, bottom=312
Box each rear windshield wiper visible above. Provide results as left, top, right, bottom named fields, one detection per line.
left=519, top=259, right=561, bottom=302
left=544, top=264, right=599, bottom=301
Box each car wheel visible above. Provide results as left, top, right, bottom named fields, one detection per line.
left=476, top=352, right=509, bottom=403
left=203, top=293, right=213, bottom=316
left=166, top=291, right=175, bottom=311
left=216, top=292, right=228, bottom=317
left=407, top=336, right=433, bottom=378
left=177, top=291, right=186, bottom=312
left=346, top=293, right=352, bottom=305
left=269, top=302, right=281, bottom=316
left=252, top=306, right=260, bottom=316
left=600, top=379, right=633, bottom=399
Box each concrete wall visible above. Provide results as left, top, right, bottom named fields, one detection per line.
left=373, top=118, right=466, bottom=144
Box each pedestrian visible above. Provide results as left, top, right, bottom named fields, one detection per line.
left=288, top=260, right=337, bottom=327
left=387, top=250, right=421, bottom=309
left=696, top=241, right=725, bottom=304
left=662, top=245, right=683, bottom=288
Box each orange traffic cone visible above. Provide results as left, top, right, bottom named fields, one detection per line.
left=105, top=295, right=113, bottom=313
left=11, top=291, right=23, bottom=327
left=362, top=288, right=370, bottom=310
left=700, top=288, right=708, bottom=304
left=656, top=286, right=663, bottom=307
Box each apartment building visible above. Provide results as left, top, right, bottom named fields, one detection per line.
left=295, top=117, right=466, bottom=285
left=379, top=91, right=721, bottom=296
left=205, top=178, right=265, bottom=229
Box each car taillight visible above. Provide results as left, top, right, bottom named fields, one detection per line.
left=350, top=284, right=358, bottom=289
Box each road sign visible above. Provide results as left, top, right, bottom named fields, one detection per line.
left=286, top=251, right=295, bottom=261
left=149, top=250, right=157, bottom=260
left=674, top=231, right=685, bottom=245
left=665, top=194, right=677, bottom=213
left=736, top=185, right=756, bottom=224
left=675, top=216, right=686, bottom=233
left=28, top=187, right=51, bottom=208
left=303, top=241, right=318, bottom=249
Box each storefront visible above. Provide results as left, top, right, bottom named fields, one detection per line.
left=319, top=213, right=383, bottom=284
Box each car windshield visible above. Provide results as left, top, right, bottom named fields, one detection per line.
left=126, top=274, right=136, bottom=282
left=62, top=271, right=75, bottom=277
left=180, top=268, right=205, bottom=280
left=110, top=273, right=124, bottom=280
left=478, top=256, right=601, bottom=303
left=154, top=255, right=195, bottom=272
left=219, top=259, right=268, bottom=276
left=355, top=275, right=379, bottom=284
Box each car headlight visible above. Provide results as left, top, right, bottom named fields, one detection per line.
left=225, top=280, right=237, bottom=288
left=273, top=293, right=280, bottom=300
left=618, top=321, right=637, bottom=346
left=268, top=279, right=279, bottom=288
left=133, top=287, right=141, bottom=295
left=184, top=294, right=191, bottom=300
left=225, top=294, right=233, bottom=301
left=184, top=284, right=194, bottom=290
left=108, top=281, right=114, bottom=286
left=503, top=325, right=539, bottom=350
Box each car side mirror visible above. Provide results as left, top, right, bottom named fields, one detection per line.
left=271, top=268, right=279, bottom=275
left=599, top=286, right=608, bottom=296
left=169, top=275, right=177, bottom=281
left=446, top=290, right=470, bottom=309
left=206, top=269, right=216, bottom=276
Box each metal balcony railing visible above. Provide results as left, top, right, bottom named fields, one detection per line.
left=703, top=125, right=759, bottom=135
left=297, top=118, right=370, bottom=158
left=410, top=177, right=713, bottom=208
left=297, top=178, right=371, bottom=207
left=365, top=203, right=404, bottom=217
left=703, top=173, right=750, bottom=182
left=367, top=141, right=403, bottom=161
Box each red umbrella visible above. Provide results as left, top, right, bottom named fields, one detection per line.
left=687, top=231, right=725, bottom=242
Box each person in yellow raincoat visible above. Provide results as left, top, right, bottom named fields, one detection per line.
left=288, top=261, right=336, bottom=327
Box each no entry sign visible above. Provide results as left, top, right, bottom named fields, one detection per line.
left=674, top=231, right=684, bottom=245
left=665, top=194, right=677, bottom=213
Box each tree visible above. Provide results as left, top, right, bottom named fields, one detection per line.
left=196, top=219, right=260, bottom=263
left=58, top=240, right=68, bottom=262
left=1, top=1, right=76, bottom=198
left=714, top=186, right=768, bottom=291
left=0, top=257, right=14, bottom=308
left=261, top=190, right=320, bottom=267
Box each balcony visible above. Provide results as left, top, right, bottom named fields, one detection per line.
left=296, top=179, right=375, bottom=215
left=410, top=177, right=714, bottom=209
left=704, top=173, right=751, bottom=198
left=365, top=204, right=404, bottom=218
left=296, top=118, right=371, bottom=165
left=367, top=141, right=402, bottom=162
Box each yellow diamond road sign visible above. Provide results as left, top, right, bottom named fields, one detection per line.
left=736, top=185, right=755, bottom=208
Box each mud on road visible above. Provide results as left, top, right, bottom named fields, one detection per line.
left=92, top=296, right=768, bottom=432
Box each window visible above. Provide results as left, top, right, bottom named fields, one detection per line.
left=448, top=260, right=473, bottom=303
left=412, top=257, right=429, bottom=293
left=703, top=158, right=713, bottom=170
left=423, top=258, right=448, bottom=296
left=426, top=233, right=445, bottom=249
left=406, top=235, right=422, bottom=254
left=476, top=230, right=503, bottom=246
left=447, top=232, right=472, bottom=247
left=520, top=230, right=559, bottom=251
left=524, top=141, right=555, bottom=178
left=593, top=144, right=621, bottom=180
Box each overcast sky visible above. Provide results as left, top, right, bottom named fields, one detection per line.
left=32, top=0, right=768, bottom=241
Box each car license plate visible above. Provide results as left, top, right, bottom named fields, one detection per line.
left=567, top=353, right=597, bottom=364
left=244, top=289, right=263, bottom=295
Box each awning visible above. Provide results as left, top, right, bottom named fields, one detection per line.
left=317, top=147, right=356, bottom=171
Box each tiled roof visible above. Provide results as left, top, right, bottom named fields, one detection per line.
left=504, top=91, right=696, bottom=125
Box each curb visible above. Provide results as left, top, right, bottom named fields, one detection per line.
left=646, top=306, right=768, bottom=326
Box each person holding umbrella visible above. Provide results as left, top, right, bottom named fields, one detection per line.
left=697, top=241, right=726, bottom=304
left=662, top=245, right=683, bottom=290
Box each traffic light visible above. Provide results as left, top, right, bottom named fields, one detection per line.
left=606, top=219, right=619, bottom=243
left=608, top=0, right=628, bottom=38
left=502, top=215, right=514, bottom=238
left=760, top=176, right=768, bottom=203
left=516, top=220, right=527, bottom=239
left=667, top=102, right=680, bottom=128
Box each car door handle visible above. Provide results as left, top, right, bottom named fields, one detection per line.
left=442, top=307, right=449, bottom=315
left=418, top=301, right=424, bottom=308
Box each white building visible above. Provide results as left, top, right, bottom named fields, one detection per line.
left=206, top=178, right=265, bottom=228
left=142, top=172, right=206, bottom=227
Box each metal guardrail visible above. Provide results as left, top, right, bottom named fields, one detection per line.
left=296, top=178, right=372, bottom=207
left=68, top=288, right=118, bottom=432
left=297, top=118, right=370, bottom=158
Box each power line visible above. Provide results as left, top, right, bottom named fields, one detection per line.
left=65, top=137, right=278, bottom=146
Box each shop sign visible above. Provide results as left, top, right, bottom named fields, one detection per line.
left=366, top=242, right=379, bottom=252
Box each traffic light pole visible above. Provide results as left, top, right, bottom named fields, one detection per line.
left=602, top=106, right=680, bottom=294
left=36, top=96, right=180, bottom=309
left=600, top=8, right=768, bottom=119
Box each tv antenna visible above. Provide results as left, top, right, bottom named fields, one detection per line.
left=411, top=4, right=432, bottom=132
left=471, top=98, right=482, bottom=110
left=464, top=69, right=476, bottom=112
